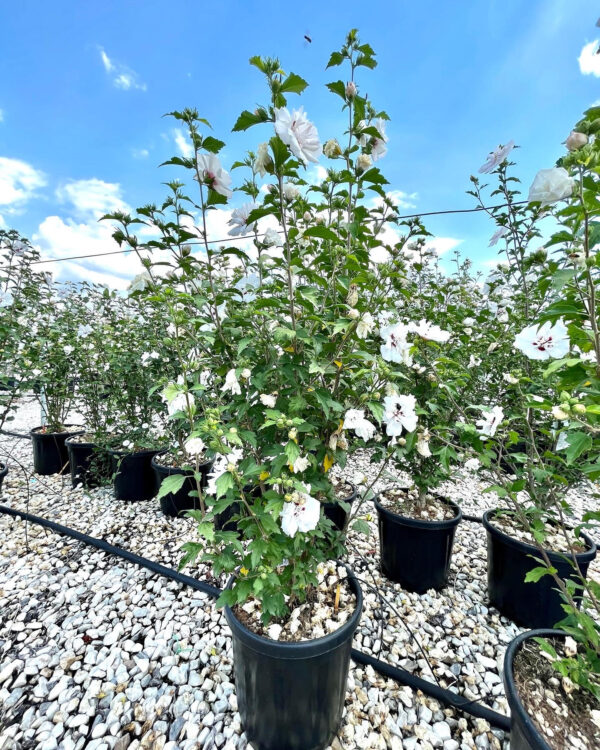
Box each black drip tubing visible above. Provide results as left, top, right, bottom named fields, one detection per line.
left=0, top=503, right=510, bottom=733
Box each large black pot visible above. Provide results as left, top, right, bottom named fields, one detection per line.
left=151, top=455, right=213, bottom=517
left=0, top=463, right=7, bottom=493
left=374, top=495, right=462, bottom=593
left=30, top=426, right=83, bottom=476
left=110, top=448, right=161, bottom=502
left=66, top=437, right=111, bottom=489
left=323, top=483, right=357, bottom=532
left=483, top=510, right=597, bottom=629
left=504, top=629, right=562, bottom=750
left=224, top=570, right=363, bottom=750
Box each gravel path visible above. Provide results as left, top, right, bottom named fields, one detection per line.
left=1, top=397, right=598, bottom=749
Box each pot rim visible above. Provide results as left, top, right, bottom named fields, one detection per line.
left=30, top=425, right=84, bottom=438
left=373, top=493, right=462, bottom=530
left=65, top=434, right=98, bottom=448
left=109, top=447, right=164, bottom=458
left=483, top=509, right=597, bottom=563
left=151, top=453, right=214, bottom=472
left=321, top=481, right=357, bottom=507
left=224, top=565, right=363, bottom=659
left=504, top=628, right=565, bottom=750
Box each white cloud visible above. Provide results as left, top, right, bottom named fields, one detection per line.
left=132, top=148, right=149, bottom=159
left=386, top=189, right=418, bottom=211
left=425, top=237, right=462, bottom=256
left=578, top=40, right=600, bottom=77
left=173, top=129, right=193, bottom=158
left=0, top=156, right=46, bottom=211
left=34, top=178, right=142, bottom=287
left=55, top=178, right=129, bottom=219
left=98, top=47, right=147, bottom=91
left=0, top=109, right=4, bottom=123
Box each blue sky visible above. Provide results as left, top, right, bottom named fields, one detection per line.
left=0, top=0, right=599, bottom=287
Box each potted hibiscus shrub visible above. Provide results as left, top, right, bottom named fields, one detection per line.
left=464, top=130, right=598, bottom=633
left=21, top=281, right=84, bottom=475
left=100, top=292, right=175, bottom=501
left=103, top=30, right=413, bottom=750
left=362, top=313, right=464, bottom=592
left=0, top=230, right=45, bottom=487
left=468, top=108, right=600, bottom=750
left=64, top=284, right=122, bottom=488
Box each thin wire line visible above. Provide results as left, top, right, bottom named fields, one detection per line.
left=3, top=199, right=529, bottom=270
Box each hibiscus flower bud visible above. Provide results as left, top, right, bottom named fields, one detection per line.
left=348, top=308, right=360, bottom=320
left=346, top=284, right=359, bottom=306
left=288, top=428, right=298, bottom=440
left=323, top=139, right=342, bottom=158
left=565, top=131, right=588, bottom=151
left=356, top=154, right=372, bottom=173
left=345, top=81, right=357, bottom=99
left=397, top=437, right=406, bottom=446
left=315, top=214, right=325, bottom=224
left=240, top=368, right=251, bottom=379
left=573, top=403, right=586, bottom=415
left=552, top=404, right=570, bottom=421
left=303, top=211, right=311, bottom=222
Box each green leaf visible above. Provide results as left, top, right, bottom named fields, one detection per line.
left=284, top=440, right=301, bottom=465
left=232, top=109, right=270, bottom=132
left=566, top=432, right=592, bottom=465
left=157, top=473, right=187, bottom=500
left=202, top=136, right=225, bottom=154
left=303, top=225, right=339, bottom=242
left=326, top=52, right=344, bottom=68
left=269, top=136, right=289, bottom=170
left=326, top=80, right=347, bottom=100
left=352, top=519, right=371, bottom=535
left=196, top=521, right=215, bottom=542
left=280, top=72, right=308, bottom=95
left=525, top=565, right=557, bottom=583
left=216, top=471, right=234, bottom=498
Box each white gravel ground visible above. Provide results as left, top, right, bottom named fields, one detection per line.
left=1, top=397, right=599, bottom=750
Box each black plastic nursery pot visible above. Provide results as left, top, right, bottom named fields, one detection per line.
left=66, top=437, right=111, bottom=489
left=30, top=426, right=84, bottom=476
left=374, top=495, right=462, bottom=593
left=322, top=483, right=357, bottom=532
left=151, top=455, right=213, bottom=517
left=504, top=629, right=561, bottom=750
left=110, top=448, right=161, bottom=502
left=0, top=463, right=7, bottom=493
left=482, top=510, right=597, bottom=629
left=224, top=570, right=363, bottom=750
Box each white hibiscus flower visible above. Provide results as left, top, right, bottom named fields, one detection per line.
left=196, top=153, right=233, bottom=199
left=514, top=320, right=569, bottom=361
left=475, top=405, right=504, bottom=437
left=382, top=394, right=418, bottom=437
left=380, top=323, right=412, bottom=365
left=343, top=409, right=377, bottom=442
left=274, top=107, right=321, bottom=165
left=409, top=319, right=451, bottom=343
left=228, top=203, right=258, bottom=237
left=478, top=141, right=515, bottom=174
left=222, top=368, right=242, bottom=395
left=356, top=312, right=375, bottom=339
left=280, top=492, right=321, bottom=537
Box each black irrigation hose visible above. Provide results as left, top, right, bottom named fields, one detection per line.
left=0, top=503, right=513, bottom=733
left=0, top=429, right=31, bottom=440
left=350, top=648, right=510, bottom=732
left=0, top=504, right=221, bottom=598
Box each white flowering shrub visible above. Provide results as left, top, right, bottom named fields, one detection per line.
left=0, top=230, right=46, bottom=431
